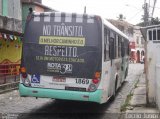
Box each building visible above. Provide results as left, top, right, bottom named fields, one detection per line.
left=0, top=0, right=54, bottom=84
left=141, top=24, right=160, bottom=109
left=133, top=26, right=145, bottom=63
left=21, top=0, right=54, bottom=32
left=108, top=19, right=145, bottom=63
left=0, top=0, right=23, bottom=84
left=129, top=41, right=136, bottom=62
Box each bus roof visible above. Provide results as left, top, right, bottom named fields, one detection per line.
left=102, top=18, right=129, bottom=40
left=31, top=11, right=129, bottom=40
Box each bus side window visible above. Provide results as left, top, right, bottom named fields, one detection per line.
left=118, top=36, right=122, bottom=57
left=121, top=39, right=125, bottom=57
left=124, top=39, right=127, bottom=56
left=128, top=42, right=130, bottom=55
left=116, top=34, right=119, bottom=58
left=114, top=33, right=117, bottom=58
left=109, top=31, right=115, bottom=59
left=104, top=28, right=109, bottom=61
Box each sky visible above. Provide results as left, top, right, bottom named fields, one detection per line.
left=42, top=0, right=160, bottom=25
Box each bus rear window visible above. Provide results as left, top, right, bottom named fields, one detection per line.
left=23, top=13, right=102, bottom=79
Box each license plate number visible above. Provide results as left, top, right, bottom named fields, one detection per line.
left=52, top=77, right=66, bottom=82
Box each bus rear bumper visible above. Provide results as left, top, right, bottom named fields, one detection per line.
left=19, top=84, right=103, bottom=104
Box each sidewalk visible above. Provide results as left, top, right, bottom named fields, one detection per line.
left=125, top=73, right=159, bottom=117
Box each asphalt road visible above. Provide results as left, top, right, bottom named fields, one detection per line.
left=0, top=64, right=144, bottom=119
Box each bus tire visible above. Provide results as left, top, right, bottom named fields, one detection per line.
left=110, top=79, right=117, bottom=101
left=125, top=68, right=128, bottom=79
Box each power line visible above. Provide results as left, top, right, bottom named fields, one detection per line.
left=128, top=9, right=143, bottom=22
left=151, top=0, right=157, bottom=17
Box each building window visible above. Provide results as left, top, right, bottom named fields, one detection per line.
left=153, top=29, right=156, bottom=40
left=148, top=30, right=152, bottom=40
left=157, top=29, right=160, bottom=40
left=136, top=36, right=139, bottom=44
left=141, top=37, right=144, bottom=44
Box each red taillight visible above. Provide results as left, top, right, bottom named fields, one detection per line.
left=92, top=78, right=99, bottom=84
left=92, top=72, right=100, bottom=84
left=22, top=73, right=27, bottom=78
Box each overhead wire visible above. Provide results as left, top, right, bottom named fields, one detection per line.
left=127, top=9, right=143, bottom=23
left=151, top=0, right=157, bottom=17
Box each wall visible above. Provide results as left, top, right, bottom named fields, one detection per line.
left=0, top=0, right=2, bottom=15
left=156, top=46, right=160, bottom=109
left=2, top=0, right=22, bottom=20
left=8, top=0, right=22, bottom=20
left=22, top=4, right=33, bottom=32
left=133, top=26, right=145, bottom=63
left=35, top=5, right=44, bottom=12
left=0, top=0, right=22, bottom=81
left=0, top=36, right=22, bottom=64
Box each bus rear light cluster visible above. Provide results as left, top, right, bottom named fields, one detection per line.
left=20, top=67, right=26, bottom=73
left=88, top=72, right=101, bottom=92
left=88, top=84, right=97, bottom=91
left=20, top=67, right=31, bottom=87
left=22, top=73, right=27, bottom=78
left=23, top=78, right=31, bottom=87
left=92, top=78, right=99, bottom=84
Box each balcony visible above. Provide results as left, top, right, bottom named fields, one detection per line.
left=0, top=15, right=22, bottom=34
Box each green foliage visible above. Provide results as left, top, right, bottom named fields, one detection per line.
left=120, top=93, right=133, bottom=112
left=137, top=17, right=160, bottom=26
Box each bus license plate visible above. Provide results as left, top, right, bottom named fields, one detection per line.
left=52, top=77, right=66, bottom=82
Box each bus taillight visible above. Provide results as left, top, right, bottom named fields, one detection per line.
left=92, top=79, right=99, bottom=84
left=94, top=72, right=101, bottom=78
left=21, top=67, right=26, bottom=73
left=88, top=72, right=101, bottom=91
left=22, top=73, right=27, bottom=78
left=20, top=67, right=28, bottom=78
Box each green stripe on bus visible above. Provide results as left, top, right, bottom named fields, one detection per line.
left=19, top=84, right=102, bottom=103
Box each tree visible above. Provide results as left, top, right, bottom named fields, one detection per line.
left=150, top=17, right=160, bottom=25
left=137, top=17, right=160, bottom=26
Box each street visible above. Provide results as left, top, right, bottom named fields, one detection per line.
left=0, top=64, right=144, bottom=119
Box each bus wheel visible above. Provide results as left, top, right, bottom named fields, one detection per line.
left=125, top=68, right=128, bottom=79
left=110, top=79, right=117, bottom=101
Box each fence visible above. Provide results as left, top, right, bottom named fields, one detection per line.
left=0, top=63, right=20, bottom=93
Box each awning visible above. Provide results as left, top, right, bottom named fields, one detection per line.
left=131, top=49, right=136, bottom=51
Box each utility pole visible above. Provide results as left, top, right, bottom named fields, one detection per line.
left=151, top=0, right=157, bottom=18
left=84, top=6, right=86, bottom=14
left=143, top=0, right=149, bottom=105
left=143, top=1, right=149, bottom=26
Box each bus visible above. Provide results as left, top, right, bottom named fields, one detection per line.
left=19, top=12, right=129, bottom=104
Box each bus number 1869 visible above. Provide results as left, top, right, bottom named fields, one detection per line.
left=75, top=79, right=89, bottom=84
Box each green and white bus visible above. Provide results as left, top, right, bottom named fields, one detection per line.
left=19, top=12, right=129, bottom=104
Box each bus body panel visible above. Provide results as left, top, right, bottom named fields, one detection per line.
left=19, top=83, right=103, bottom=103
left=21, top=74, right=97, bottom=91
